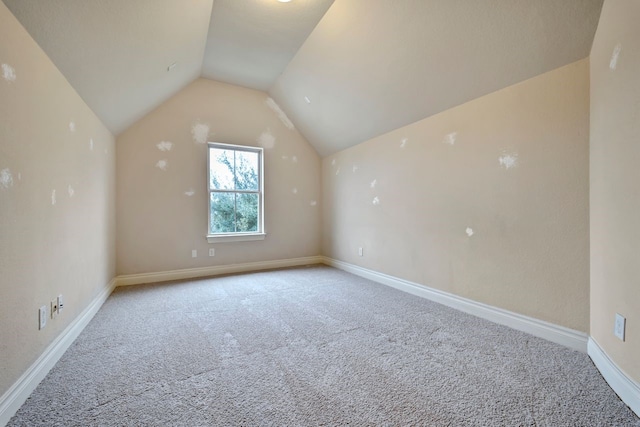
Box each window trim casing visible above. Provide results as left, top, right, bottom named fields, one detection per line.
left=206, top=142, right=265, bottom=243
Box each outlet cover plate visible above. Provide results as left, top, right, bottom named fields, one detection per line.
left=39, top=306, right=47, bottom=330
left=614, top=313, right=626, bottom=341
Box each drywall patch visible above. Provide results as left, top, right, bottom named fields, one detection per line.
left=443, top=132, right=457, bottom=146
left=370, top=179, right=377, bottom=189
left=292, top=156, right=298, bottom=163
left=310, top=200, right=317, bottom=207
left=353, top=165, right=359, bottom=173
left=400, top=138, right=408, bottom=148
left=51, top=190, right=56, bottom=205
left=89, top=138, right=94, bottom=151
left=331, top=159, right=336, bottom=167
left=265, top=97, right=295, bottom=130
left=0, top=168, right=14, bottom=189
left=67, top=185, right=74, bottom=198
left=335, top=168, right=340, bottom=176
left=157, top=141, right=173, bottom=152
left=2, top=63, right=16, bottom=82
left=257, top=129, right=276, bottom=149
left=191, top=122, right=210, bottom=144
left=156, top=160, right=168, bottom=171
left=372, top=196, right=380, bottom=205
left=292, top=187, right=298, bottom=194
left=610, top=43, right=622, bottom=70
left=282, top=155, right=289, bottom=160
left=466, top=227, right=474, bottom=237
left=498, top=152, right=518, bottom=170
left=69, top=121, right=76, bottom=133
left=184, top=189, right=195, bottom=197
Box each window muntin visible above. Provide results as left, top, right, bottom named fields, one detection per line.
left=207, top=143, right=263, bottom=238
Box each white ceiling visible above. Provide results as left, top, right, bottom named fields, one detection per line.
left=3, top=0, right=603, bottom=156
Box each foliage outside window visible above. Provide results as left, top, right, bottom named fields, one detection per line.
left=207, top=143, right=264, bottom=241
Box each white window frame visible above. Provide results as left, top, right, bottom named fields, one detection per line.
left=206, top=142, right=265, bottom=243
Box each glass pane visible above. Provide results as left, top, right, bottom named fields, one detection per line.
left=210, top=192, right=235, bottom=233
left=234, top=150, right=259, bottom=191
left=236, top=193, right=259, bottom=232
left=209, top=148, right=235, bottom=190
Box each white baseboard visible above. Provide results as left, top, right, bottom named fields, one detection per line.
left=116, top=256, right=324, bottom=287
left=0, top=278, right=117, bottom=427
left=588, top=338, right=640, bottom=417
left=321, top=257, right=588, bottom=353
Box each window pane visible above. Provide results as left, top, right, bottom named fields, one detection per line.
left=234, top=150, right=259, bottom=191
left=209, top=148, right=235, bottom=190
left=236, top=193, right=258, bottom=232
left=210, top=192, right=235, bottom=233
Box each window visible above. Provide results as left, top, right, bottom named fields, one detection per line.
left=207, top=143, right=265, bottom=243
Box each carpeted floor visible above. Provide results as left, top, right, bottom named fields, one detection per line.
left=9, top=266, right=640, bottom=426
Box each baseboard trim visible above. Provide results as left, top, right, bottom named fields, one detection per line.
left=321, top=257, right=588, bottom=353
left=588, top=338, right=640, bottom=417
left=116, top=256, right=324, bottom=287
left=0, top=278, right=117, bottom=427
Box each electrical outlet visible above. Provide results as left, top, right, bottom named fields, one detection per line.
left=209, top=248, right=215, bottom=257
left=39, top=306, right=47, bottom=330
left=50, top=299, right=58, bottom=319
left=358, top=247, right=363, bottom=257
left=614, top=313, right=626, bottom=341
left=57, top=295, right=64, bottom=313
left=192, top=249, right=197, bottom=258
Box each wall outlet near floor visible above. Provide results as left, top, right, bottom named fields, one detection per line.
left=209, top=248, right=215, bottom=257
left=50, top=299, right=58, bottom=319
left=358, top=247, right=363, bottom=257
left=191, top=249, right=197, bottom=258
left=57, top=294, right=64, bottom=313
left=614, top=313, right=626, bottom=341
left=39, top=306, right=47, bottom=330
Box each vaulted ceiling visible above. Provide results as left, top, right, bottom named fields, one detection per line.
left=3, top=0, right=603, bottom=156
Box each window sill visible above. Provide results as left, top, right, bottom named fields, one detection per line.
left=206, top=233, right=266, bottom=243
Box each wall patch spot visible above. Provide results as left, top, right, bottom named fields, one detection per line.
left=184, top=189, right=195, bottom=197
left=610, top=43, right=622, bottom=70
left=331, top=159, right=336, bottom=166
left=265, top=97, right=295, bottom=130
left=335, top=168, right=340, bottom=176
left=292, top=156, right=298, bottom=163
left=400, top=138, right=408, bottom=148
left=157, top=141, right=173, bottom=152
left=292, top=187, right=298, bottom=194
left=68, top=185, right=75, bottom=198
left=353, top=165, right=358, bottom=173
left=1, top=168, right=14, bottom=189
left=156, top=160, right=168, bottom=171
left=89, top=138, right=94, bottom=151
left=466, top=227, right=474, bottom=237
left=2, top=63, right=16, bottom=82
left=191, top=122, right=210, bottom=144
left=51, top=190, right=56, bottom=205
left=372, top=196, right=380, bottom=205
left=498, top=152, right=518, bottom=170
left=310, top=200, right=317, bottom=206
left=370, top=179, right=377, bottom=189
left=257, top=129, right=276, bottom=149
left=443, top=132, right=457, bottom=146
left=282, top=155, right=289, bottom=160
left=69, top=121, right=76, bottom=133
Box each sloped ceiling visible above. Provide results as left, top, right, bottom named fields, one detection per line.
left=3, top=0, right=603, bottom=156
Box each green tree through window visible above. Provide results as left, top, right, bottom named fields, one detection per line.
left=208, top=143, right=263, bottom=235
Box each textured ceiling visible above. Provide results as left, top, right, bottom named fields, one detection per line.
left=270, top=0, right=604, bottom=156
left=3, top=0, right=603, bottom=156
left=202, top=0, right=335, bottom=91
left=3, top=0, right=214, bottom=136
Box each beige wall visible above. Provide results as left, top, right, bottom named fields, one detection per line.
left=116, top=78, right=321, bottom=275
left=323, top=59, right=590, bottom=332
left=590, top=0, right=640, bottom=382
left=0, top=1, right=115, bottom=397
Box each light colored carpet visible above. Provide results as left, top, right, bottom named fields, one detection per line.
left=9, top=265, right=640, bottom=426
